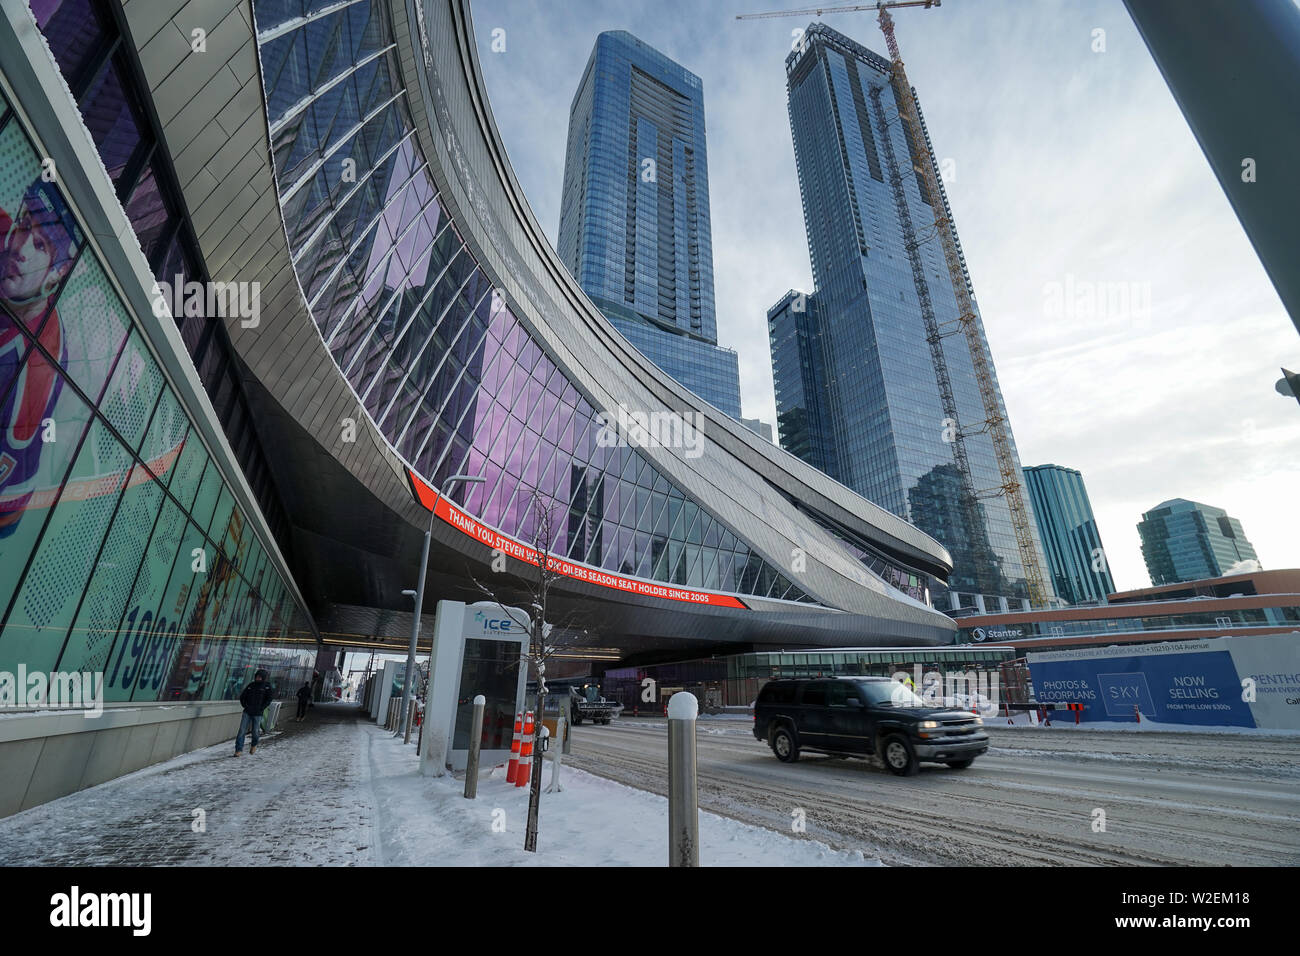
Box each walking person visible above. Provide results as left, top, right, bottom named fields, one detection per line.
left=295, top=681, right=312, bottom=722
left=234, top=669, right=275, bottom=756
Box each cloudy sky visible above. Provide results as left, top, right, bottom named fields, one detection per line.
left=470, top=0, right=1299, bottom=592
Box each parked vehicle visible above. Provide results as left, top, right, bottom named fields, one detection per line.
left=753, top=676, right=988, bottom=775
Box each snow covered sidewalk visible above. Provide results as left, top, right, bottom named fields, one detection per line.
left=0, top=704, right=878, bottom=866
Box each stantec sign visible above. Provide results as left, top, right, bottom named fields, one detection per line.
left=407, top=469, right=748, bottom=609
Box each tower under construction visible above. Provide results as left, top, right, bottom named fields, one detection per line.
left=767, top=22, right=1054, bottom=613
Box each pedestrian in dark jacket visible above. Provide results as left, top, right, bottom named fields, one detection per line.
left=295, top=682, right=312, bottom=722
left=234, top=670, right=275, bottom=756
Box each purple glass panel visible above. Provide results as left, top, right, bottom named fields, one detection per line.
left=520, top=373, right=545, bottom=422
left=124, top=165, right=170, bottom=265
left=541, top=400, right=566, bottom=445
left=80, top=57, right=143, bottom=185
left=462, top=454, right=490, bottom=509
left=501, top=417, right=526, bottom=476
left=518, top=431, right=542, bottom=486
left=543, top=361, right=563, bottom=395
left=487, top=305, right=511, bottom=342
left=503, top=321, right=525, bottom=358
left=33, top=0, right=105, bottom=88
left=517, top=337, right=539, bottom=372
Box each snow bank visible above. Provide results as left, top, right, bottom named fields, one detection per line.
left=367, top=728, right=880, bottom=866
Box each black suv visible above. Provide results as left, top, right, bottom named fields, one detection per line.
left=753, top=677, right=989, bottom=775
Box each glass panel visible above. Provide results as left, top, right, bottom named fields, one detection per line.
left=79, top=56, right=145, bottom=187
left=55, top=252, right=132, bottom=405
left=0, top=115, right=87, bottom=336
left=59, top=463, right=163, bottom=674
left=0, top=413, right=132, bottom=673
left=100, top=330, right=165, bottom=451
left=33, top=0, right=106, bottom=91
left=0, top=362, right=94, bottom=621
left=124, top=165, right=172, bottom=265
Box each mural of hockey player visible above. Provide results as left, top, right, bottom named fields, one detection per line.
left=0, top=178, right=84, bottom=538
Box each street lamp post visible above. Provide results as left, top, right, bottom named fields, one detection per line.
left=397, top=473, right=485, bottom=741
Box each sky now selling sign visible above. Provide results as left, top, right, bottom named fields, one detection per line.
left=0, top=666, right=103, bottom=716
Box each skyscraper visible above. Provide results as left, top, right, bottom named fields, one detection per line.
left=1024, top=465, right=1116, bottom=605
left=558, top=31, right=742, bottom=417
left=769, top=23, right=1052, bottom=612
left=1138, top=499, right=1261, bottom=585
left=768, top=289, right=836, bottom=474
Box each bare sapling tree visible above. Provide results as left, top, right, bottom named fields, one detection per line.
left=469, top=485, right=596, bottom=853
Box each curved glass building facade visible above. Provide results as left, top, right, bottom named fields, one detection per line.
left=255, top=1, right=809, bottom=601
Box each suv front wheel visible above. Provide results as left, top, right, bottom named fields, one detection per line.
left=771, top=725, right=799, bottom=763
left=882, top=734, right=919, bottom=776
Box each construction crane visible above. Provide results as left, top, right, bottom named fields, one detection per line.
left=737, top=0, right=1050, bottom=607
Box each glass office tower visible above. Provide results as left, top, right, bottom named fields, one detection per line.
left=558, top=31, right=741, bottom=417
left=768, top=289, right=836, bottom=476
left=1138, top=499, right=1261, bottom=585
left=772, top=23, right=1052, bottom=612
left=1023, top=465, right=1115, bottom=605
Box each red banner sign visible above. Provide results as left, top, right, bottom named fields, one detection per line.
left=407, top=469, right=747, bottom=609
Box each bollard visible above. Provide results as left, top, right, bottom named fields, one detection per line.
left=464, top=695, right=485, bottom=799
left=403, top=700, right=416, bottom=744
left=546, top=716, right=565, bottom=794
left=667, top=692, right=699, bottom=867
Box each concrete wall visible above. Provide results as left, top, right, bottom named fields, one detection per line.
left=0, top=702, right=245, bottom=818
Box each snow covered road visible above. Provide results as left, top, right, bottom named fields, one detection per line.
left=563, top=720, right=1300, bottom=866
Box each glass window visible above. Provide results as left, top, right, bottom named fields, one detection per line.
left=0, top=413, right=132, bottom=674
left=100, top=330, right=165, bottom=451
left=123, top=165, right=171, bottom=266
left=189, top=458, right=223, bottom=532
left=0, top=360, right=94, bottom=626
left=138, top=386, right=189, bottom=483
left=32, top=0, right=107, bottom=93
left=79, top=55, right=146, bottom=188
left=53, top=253, right=132, bottom=406
left=59, top=464, right=163, bottom=674
left=800, top=683, right=827, bottom=706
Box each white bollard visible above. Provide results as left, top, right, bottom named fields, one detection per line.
left=546, top=715, right=565, bottom=794
left=667, top=692, right=699, bottom=867
left=464, top=695, right=486, bottom=799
